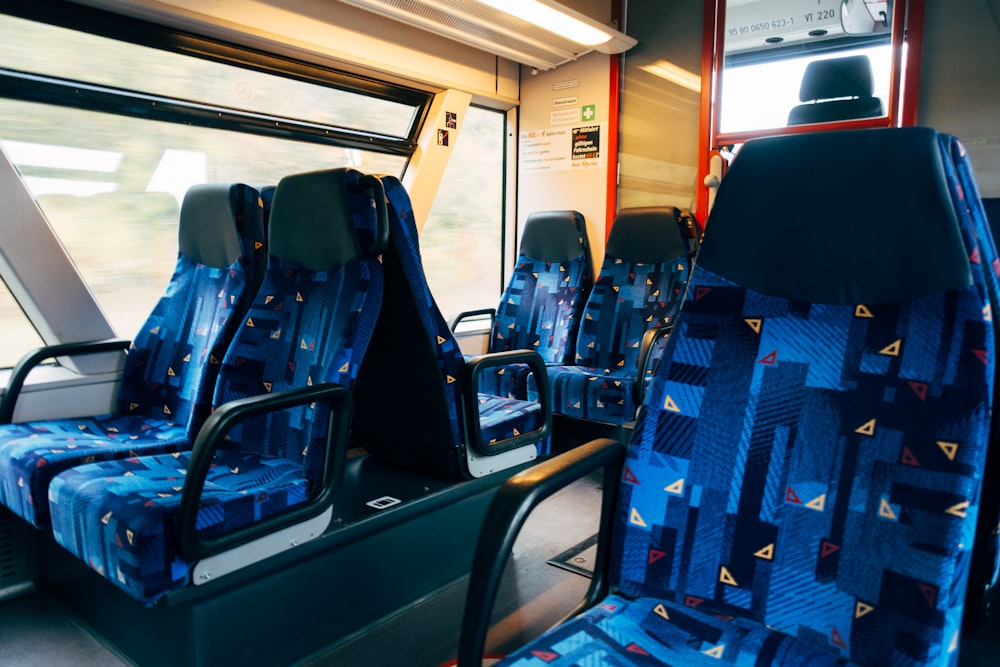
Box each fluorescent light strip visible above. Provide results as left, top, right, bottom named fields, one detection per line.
left=472, top=0, right=612, bottom=46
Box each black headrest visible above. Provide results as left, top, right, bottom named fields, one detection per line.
left=606, top=207, right=687, bottom=263
left=178, top=183, right=246, bottom=268
left=699, top=127, right=972, bottom=304
left=267, top=169, right=362, bottom=271
left=518, top=210, right=588, bottom=263
left=799, top=55, right=875, bottom=101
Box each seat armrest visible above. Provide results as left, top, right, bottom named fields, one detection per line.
left=463, top=349, right=552, bottom=455
left=449, top=308, right=496, bottom=333
left=176, top=382, right=352, bottom=561
left=457, top=437, right=626, bottom=666
left=0, top=338, right=131, bottom=424
left=635, top=325, right=672, bottom=407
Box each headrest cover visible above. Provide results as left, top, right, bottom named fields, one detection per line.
left=699, top=127, right=972, bottom=304
left=178, top=183, right=244, bottom=268
left=267, top=169, right=362, bottom=271
left=799, top=55, right=875, bottom=101
left=518, top=210, right=587, bottom=263
left=606, top=207, right=687, bottom=263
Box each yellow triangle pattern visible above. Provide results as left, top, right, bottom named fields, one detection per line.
left=630, top=507, right=647, bottom=527
left=745, top=318, right=762, bottom=334
left=664, top=395, right=680, bottom=412
left=805, top=494, right=826, bottom=511
left=879, top=497, right=897, bottom=520
left=664, top=479, right=684, bottom=495
left=703, top=645, right=725, bottom=659
left=879, top=339, right=902, bottom=356
left=338, top=362, right=350, bottom=373
left=937, top=441, right=958, bottom=461
left=719, top=566, right=738, bottom=586
left=855, top=601, right=874, bottom=618
left=855, top=419, right=876, bottom=436
left=945, top=500, right=969, bottom=518
left=754, top=543, right=774, bottom=560
left=653, top=603, right=670, bottom=620
left=855, top=305, right=873, bottom=318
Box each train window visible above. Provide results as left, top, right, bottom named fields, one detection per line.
left=719, top=43, right=892, bottom=132
left=0, top=282, right=42, bottom=368
left=420, top=106, right=506, bottom=319
left=0, top=7, right=427, bottom=363
left=716, top=0, right=895, bottom=134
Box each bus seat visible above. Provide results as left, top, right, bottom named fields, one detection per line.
left=352, top=175, right=551, bottom=480
left=458, top=127, right=996, bottom=667
left=529, top=207, right=691, bottom=427
left=451, top=209, right=593, bottom=399
left=44, top=169, right=386, bottom=605
left=0, top=183, right=266, bottom=529
left=787, top=54, right=884, bottom=126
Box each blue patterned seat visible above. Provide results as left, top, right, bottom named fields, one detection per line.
left=352, top=176, right=551, bottom=480
left=458, top=128, right=998, bottom=667
left=531, top=207, right=691, bottom=426
left=453, top=210, right=593, bottom=400
left=0, top=184, right=266, bottom=528
left=45, top=169, right=385, bottom=605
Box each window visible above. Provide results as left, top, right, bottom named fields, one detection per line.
left=0, top=6, right=428, bottom=367
left=420, top=106, right=506, bottom=320
left=719, top=43, right=892, bottom=133
left=0, top=282, right=42, bottom=367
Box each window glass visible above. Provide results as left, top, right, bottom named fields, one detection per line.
left=0, top=98, right=407, bottom=346
left=0, top=14, right=419, bottom=138
left=421, top=106, right=505, bottom=320
left=0, top=9, right=421, bottom=368
left=719, top=43, right=892, bottom=133
left=0, top=281, right=43, bottom=368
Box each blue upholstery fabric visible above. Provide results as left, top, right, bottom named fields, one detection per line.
left=493, top=129, right=995, bottom=667
left=535, top=213, right=690, bottom=425
left=354, top=176, right=546, bottom=478
left=0, top=184, right=264, bottom=527
left=938, top=136, right=1000, bottom=607
left=499, top=595, right=851, bottom=666
left=48, top=449, right=307, bottom=603
left=479, top=211, right=592, bottom=399
left=46, top=169, right=384, bottom=604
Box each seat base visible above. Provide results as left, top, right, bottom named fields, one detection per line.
left=34, top=452, right=531, bottom=666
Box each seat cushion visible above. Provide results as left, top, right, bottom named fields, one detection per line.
left=48, top=448, right=308, bottom=605
left=477, top=393, right=546, bottom=454
left=535, top=365, right=636, bottom=425
left=495, top=595, right=854, bottom=666
left=0, top=414, right=188, bottom=527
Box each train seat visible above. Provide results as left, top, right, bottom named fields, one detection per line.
left=452, top=209, right=593, bottom=400
left=529, top=207, right=691, bottom=427
left=787, top=54, right=884, bottom=126
left=43, top=168, right=386, bottom=605
left=0, top=183, right=266, bottom=529
left=352, top=175, right=551, bottom=480
left=458, top=127, right=997, bottom=666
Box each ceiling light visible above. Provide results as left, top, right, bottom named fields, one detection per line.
left=472, top=0, right=611, bottom=46
left=338, top=0, right=636, bottom=71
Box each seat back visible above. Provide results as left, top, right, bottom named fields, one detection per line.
left=115, top=183, right=266, bottom=440
left=573, top=206, right=689, bottom=375
left=353, top=176, right=547, bottom=479
left=210, top=169, right=385, bottom=481
left=490, top=210, right=592, bottom=365
left=787, top=55, right=884, bottom=126
left=612, top=128, right=993, bottom=665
